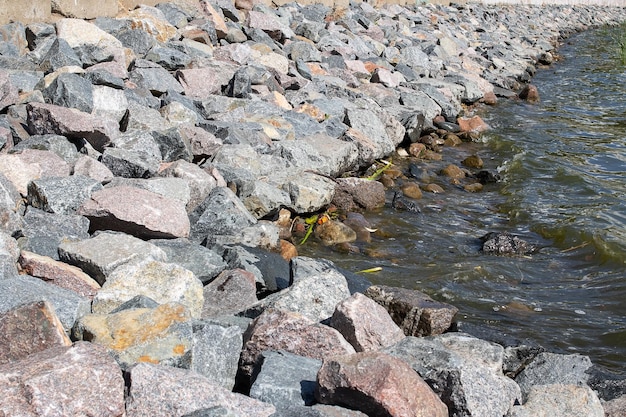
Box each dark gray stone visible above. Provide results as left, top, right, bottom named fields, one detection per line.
left=146, top=45, right=192, bottom=71
left=115, top=28, right=157, bottom=58
left=250, top=351, right=321, bottom=408
left=150, top=238, right=227, bottom=285
left=101, top=147, right=161, bottom=179
left=18, top=208, right=90, bottom=260
left=151, top=127, right=193, bottom=162
left=12, top=134, right=80, bottom=165
left=6, top=70, right=45, bottom=93
left=110, top=295, right=160, bottom=313
left=226, top=68, right=252, bottom=99
left=82, top=70, right=125, bottom=89
left=27, top=175, right=103, bottom=215
left=156, top=3, right=192, bottom=28
left=38, top=38, right=82, bottom=73
left=191, top=322, right=243, bottom=390
left=43, top=73, right=94, bottom=113
left=129, top=59, right=184, bottom=95
left=480, top=232, right=536, bottom=256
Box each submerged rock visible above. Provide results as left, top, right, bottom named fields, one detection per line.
left=481, top=232, right=536, bottom=255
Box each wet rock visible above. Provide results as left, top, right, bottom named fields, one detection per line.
left=330, top=292, right=405, bottom=352
left=514, top=352, right=593, bottom=401
left=250, top=350, right=321, bottom=408
left=18, top=250, right=100, bottom=299
left=365, top=285, right=457, bottom=337
left=78, top=186, right=191, bottom=239
left=27, top=175, right=103, bottom=214
left=481, top=232, right=536, bottom=255
left=392, top=191, right=420, bottom=213
left=332, top=177, right=385, bottom=212
left=74, top=302, right=193, bottom=369
left=239, top=309, right=356, bottom=381
left=476, top=169, right=501, bottom=184
left=441, top=164, right=466, bottom=180
left=385, top=334, right=522, bottom=417
left=92, top=258, right=204, bottom=318
left=464, top=182, right=483, bottom=192
left=201, top=269, right=258, bottom=319
left=0, top=275, right=90, bottom=332
left=26, top=102, right=117, bottom=151
left=0, top=300, right=71, bottom=365
left=401, top=182, right=423, bottom=199
left=316, top=351, right=448, bottom=417
left=507, top=384, right=603, bottom=417
left=462, top=154, right=484, bottom=169
left=58, top=231, right=167, bottom=286
left=0, top=342, right=125, bottom=417
left=19, top=207, right=90, bottom=260
left=457, top=115, right=489, bottom=134
left=125, top=362, right=275, bottom=417
left=519, top=84, right=540, bottom=102
left=191, top=322, right=243, bottom=390
left=314, top=219, right=357, bottom=246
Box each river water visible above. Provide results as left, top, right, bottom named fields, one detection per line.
left=301, top=26, right=626, bottom=373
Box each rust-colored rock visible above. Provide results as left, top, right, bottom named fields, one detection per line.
left=0, top=301, right=71, bottom=365
left=316, top=352, right=448, bottom=417
left=240, top=309, right=356, bottom=379
left=519, top=84, right=540, bottom=102
left=0, top=342, right=125, bottom=417
left=401, top=182, right=423, bottom=199
left=330, top=293, right=405, bottom=352
left=77, top=186, right=190, bottom=239
left=464, top=183, right=484, bottom=193
left=462, top=155, right=484, bottom=169
left=280, top=239, right=298, bottom=261
left=457, top=115, right=489, bottom=133
left=365, top=285, right=458, bottom=337
left=19, top=251, right=101, bottom=299
left=441, top=164, right=466, bottom=180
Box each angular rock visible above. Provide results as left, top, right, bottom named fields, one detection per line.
left=250, top=350, right=322, bottom=408
left=18, top=251, right=101, bottom=299
left=0, top=275, right=90, bottom=333
left=58, top=231, right=167, bottom=285
left=177, top=65, right=238, bottom=99
left=19, top=208, right=90, bottom=260
left=0, top=232, right=19, bottom=280
left=159, top=159, right=219, bottom=213
left=385, top=334, right=522, bottom=417
left=92, top=84, right=129, bottom=122
left=27, top=175, right=103, bottom=215
left=43, top=72, right=94, bottom=113
left=191, top=322, right=243, bottom=390
left=316, top=351, right=448, bottom=417
left=0, top=342, right=125, bottom=417
left=78, top=186, right=191, bottom=239
left=365, top=285, right=458, bottom=337
left=100, top=147, right=161, bottom=179
left=0, top=173, right=24, bottom=235
left=0, top=300, right=71, bottom=365
left=240, top=309, right=356, bottom=379
left=106, top=177, right=191, bottom=206
left=343, top=108, right=395, bottom=164
left=151, top=238, right=227, bottom=285
left=129, top=60, right=184, bottom=95
left=190, top=186, right=257, bottom=244
left=125, top=363, right=275, bottom=417
left=287, top=172, right=336, bottom=213
left=245, top=265, right=350, bottom=323
left=507, top=384, right=603, bottom=417
left=0, top=150, right=71, bottom=196
left=56, top=18, right=125, bottom=67
left=26, top=102, right=118, bottom=151
left=332, top=177, right=386, bottom=212
left=247, top=10, right=294, bottom=41
left=121, top=6, right=178, bottom=43
left=38, top=38, right=82, bottom=73
left=151, top=126, right=193, bottom=162
left=313, top=220, right=357, bottom=246
left=92, top=258, right=204, bottom=318
left=330, top=292, right=405, bottom=352
left=201, top=269, right=258, bottom=319
left=12, top=134, right=80, bottom=165
left=74, top=302, right=193, bottom=369
left=514, top=352, right=593, bottom=401
left=73, top=155, right=115, bottom=184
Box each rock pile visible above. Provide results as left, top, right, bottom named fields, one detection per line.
left=1, top=0, right=626, bottom=416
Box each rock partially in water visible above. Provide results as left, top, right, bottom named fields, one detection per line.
left=392, top=191, right=420, bottom=213
left=480, top=232, right=536, bottom=256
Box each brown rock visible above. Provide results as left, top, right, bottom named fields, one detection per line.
left=74, top=302, right=193, bottom=368
left=0, top=301, right=71, bottom=366
left=314, top=219, right=357, bottom=246
left=519, top=84, right=540, bottom=102
left=280, top=239, right=298, bottom=261
left=19, top=251, right=101, bottom=299
left=422, top=150, right=443, bottom=161
left=365, top=285, right=458, bottom=337
left=443, top=133, right=463, bottom=147
left=423, top=183, right=445, bottom=193
left=464, top=183, right=484, bottom=193
left=603, top=394, right=626, bottom=417
left=332, top=177, right=386, bottom=212
left=240, top=309, right=356, bottom=379
left=481, top=91, right=498, bottom=105
left=316, top=351, right=448, bottom=417
left=441, top=164, right=465, bottom=180
left=26, top=102, right=118, bottom=152
left=126, top=362, right=275, bottom=417
left=77, top=186, right=190, bottom=239
left=0, top=342, right=125, bottom=417
left=401, top=182, right=423, bottom=199
left=201, top=269, right=258, bottom=319
left=330, top=293, right=405, bottom=352
left=342, top=212, right=373, bottom=243
left=408, top=142, right=426, bottom=157
left=457, top=115, right=489, bottom=134
left=462, top=155, right=484, bottom=169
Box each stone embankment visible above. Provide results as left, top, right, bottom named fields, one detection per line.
left=1, top=1, right=626, bottom=416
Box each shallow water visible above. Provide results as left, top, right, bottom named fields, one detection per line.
left=301, top=27, right=626, bottom=373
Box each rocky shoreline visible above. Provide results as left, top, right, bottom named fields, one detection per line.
left=1, top=1, right=626, bottom=416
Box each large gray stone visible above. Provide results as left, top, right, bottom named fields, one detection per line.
left=151, top=238, right=227, bottom=285
left=191, top=322, right=243, bottom=390
left=27, top=175, right=103, bottom=214
left=129, top=59, right=184, bottom=95
left=201, top=269, right=258, bottom=319
left=43, top=72, right=94, bottom=113
left=100, top=147, right=161, bottom=179
left=250, top=350, right=321, bottom=408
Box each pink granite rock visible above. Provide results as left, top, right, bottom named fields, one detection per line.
left=176, top=65, right=238, bottom=99
left=0, top=342, right=125, bottom=417
left=316, top=352, right=448, bottom=417
left=330, top=293, right=405, bottom=352
left=77, top=185, right=190, bottom=239
left=0, top=300, right=71, bottom=365
left=0, top=150, right=71, bottom=195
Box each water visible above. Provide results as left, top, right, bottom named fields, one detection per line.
left=301, top=27, right=626, bottom=373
